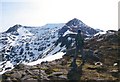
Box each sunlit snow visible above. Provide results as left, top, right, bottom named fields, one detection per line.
left=24, top=52, right=65, bottom=66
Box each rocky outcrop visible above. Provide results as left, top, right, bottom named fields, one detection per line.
left=5, top=24, right=22, bottom=33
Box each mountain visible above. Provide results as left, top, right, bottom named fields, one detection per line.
left=58, top=18, right=102, bottom=37
left=0, top=23, right=65, bottom=74
left=0, top=18, right=102, bottom=74
left=2, top=29, right=119, bottom=81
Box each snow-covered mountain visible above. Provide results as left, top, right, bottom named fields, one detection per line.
left=56, top=18, right=103, bottom=50
left=0, top=18, right=102, bottom=74
left=0, top=23, right=65, bottom=74
left=58, top=18, right=102, bottom=37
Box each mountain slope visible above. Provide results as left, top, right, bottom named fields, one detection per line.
left=2, top=29, right=119, bottom=81
left=0, top=23, right=65, bottom=74
left=0, top=18, right=102, bottom=74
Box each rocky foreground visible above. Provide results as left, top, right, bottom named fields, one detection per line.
left=1, top=30, right=120, bottom=82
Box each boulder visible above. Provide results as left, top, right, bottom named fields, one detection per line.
left=52, top=72, right=63, bottom=76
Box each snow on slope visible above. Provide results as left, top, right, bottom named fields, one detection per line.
left=24, top=52, right=65, bottom=66
left=63, top=30, right=77, bottom=37
left=0, top=23, right=65, bottom=74
left=0, top=61, right=14, bottom=75
left=94, top=31, right=106, bottom=36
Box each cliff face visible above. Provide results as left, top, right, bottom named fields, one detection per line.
left=2, top=30, right=119, bottom=82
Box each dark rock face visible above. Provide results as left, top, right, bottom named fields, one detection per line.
left=66, top=18, right=83, bottom=26
left=5, top=67, right=11, bottom=71
left=58, top=26, right=69, bottom=36
left=5, top=24, right=22, bottom=33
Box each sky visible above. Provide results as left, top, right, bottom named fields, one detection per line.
left=0, top=0, right=119, bottom=32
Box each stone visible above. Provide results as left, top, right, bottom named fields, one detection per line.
left=52, top=72, right=63, bottom=76
left=11, top=71, right=22, bottom=79
left=58, top=75, right=67, bottom=80
left=21, top=75, right=32, bottom=80
left=0, top=68, right=3, bottom=72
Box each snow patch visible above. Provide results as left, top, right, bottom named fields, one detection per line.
left=0, top=61, right=14, bottom=75
left=63, top=30, right=77, bottom=37
left=94, top=31, right=106, bottom=36
left=24, top=52, right=65, bottom=66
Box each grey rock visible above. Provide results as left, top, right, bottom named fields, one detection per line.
left=21, top=75, right=32, bottom=80
left=52, top=72, right=63, bottom=76
left=11, top=71, right=22, bottom=79
left=58, top=75, right=67, bottom=80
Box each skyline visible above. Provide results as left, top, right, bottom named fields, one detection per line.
left=0, top=0, right=119, bottom=32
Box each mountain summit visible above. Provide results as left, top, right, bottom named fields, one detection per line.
left=6, top=24, right=22, bottom=33
left=66, top=18, right=84, bottom=26
left=59, top=18, right=100, bottom=36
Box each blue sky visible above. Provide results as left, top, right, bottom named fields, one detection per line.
left=0, top=0, right=119, bottom=32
